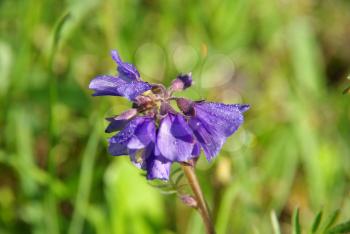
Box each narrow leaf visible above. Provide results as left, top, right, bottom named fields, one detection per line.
left=149, top=183, right=172, bottom=189
left=311, top=211, right=323, bottom=233
left=159, top=190, right=178, bottom=195
left=174, top=172, right=184, bottom=186
left=324, top=210, right=340, bottom=231
left=52, top=12, right=71, bottom=52
left=292, top=207, right=301, bottom=234
left=171, top=167, right=183, bottom=177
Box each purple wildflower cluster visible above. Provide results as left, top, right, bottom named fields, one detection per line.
left=89, top=50, right=249, bottom=180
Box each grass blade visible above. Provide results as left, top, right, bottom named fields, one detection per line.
left=323, top=210, right=340, bottom=231
left=311, top=211, right=322, bottom=233
left=270, top=210, right=281, bottom=234
left=292, top=207, right=301, bottom=234
left=68, top=120, right=101, bottom=234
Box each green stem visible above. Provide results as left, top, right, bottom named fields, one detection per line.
left=181, top=164, right=216, bottom=234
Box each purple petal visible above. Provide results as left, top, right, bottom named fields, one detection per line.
left=89, top=75, right=126, bottom=96
left=129, top=143, right=172, bottom=180
left=127, top=118, right=156, bottom=150
left=89, top=75, right=151, bottom=100
left=191, top=142, right=201, bottom=157
left=188, top=102, right=249, bottom=161
left=108, top=143, right=128, bottom=156
left=189, top=118, right=225, bottom=161
left=194, top=102, right=249, bottom=137
left=146, top=157, right=172, bottom=180
left=146, top=146, right=172, bottom=180
left=238, top=104, right=250, bottom=113
left=105, top=109, right=137, bottom=133
left=111, top=50, right=140, bottom=81
left=129, top=143, right=154, bottom=169
left=108, top=117, right=154, bottom=156
left=157, top=113, right=195, bottom=162
left=119, top=80, right=152, bottom=100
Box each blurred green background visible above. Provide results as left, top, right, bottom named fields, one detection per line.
left=1, top=0, right=350, bottom=233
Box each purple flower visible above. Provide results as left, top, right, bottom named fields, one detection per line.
left=190, top=102, right=249, bottom=161
left=89, top=50, right=249, bottom=180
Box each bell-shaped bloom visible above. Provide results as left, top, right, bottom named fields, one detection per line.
left=128, top=143, right=172, bottom=180
left=157, top=113, right=197, bottom=162
left=108, top=116, right=172, bottom=180
left=187, top=101, right=249, bottom=161
left=144, top=145, right=172, bottom=180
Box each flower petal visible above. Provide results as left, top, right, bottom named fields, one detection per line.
left=105, top=109, right=137, bottom=133
left=129, top=144, right=154, bottom=169
left=119, top=80, right=152, bottom=100
left=89, top=75, right=126, bottom=96
left=111, top=50, right=140, bottom=81
left=127, top=118, right=156, bottom=150
left=188, top=102, right=249, bottom=161
left=108, top=143, right=129, bottom=156
left=146, top=146, right=172, bottom=180
left=189, top=117, right=225, bottom=161
left=89, top=75, right=151, bottom=100
left=128, top=143, right=172, bottom=180
left=194, top=102, right=249, bottom=137
left=108, top=117, right=154, bottom=156
left=157, top=113, right=195, bottom=162
left=191, top=142, right=201, bottom=157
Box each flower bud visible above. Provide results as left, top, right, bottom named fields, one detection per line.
left=176, top=98, right=195, bottom=116
left=170, top=73, right=193, bottom=92
left=180, top=195, right=198, bottom=208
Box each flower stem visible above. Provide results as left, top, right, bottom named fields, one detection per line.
left=181, top=164, right=216, bottom=234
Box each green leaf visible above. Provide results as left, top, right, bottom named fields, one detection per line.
left=158, top=190, right=178, bottom=195
left=51, top=12, right=71, bottom=55
left=292, top=207, right=301, bottom=234
left=311, top=211, right=323, bottom=233
left=148, top=182, right=172, bottom=189
left=48, top=11, right=71, bottom=69
left=323, top=210, right=340, bottom=231
left=173, top=172, right=184, bottom=186
left=326, top=221, right=350, bottom=234
left=171, top=167, right=183, bottom=177
left=68, top=121, right=101, bottom=234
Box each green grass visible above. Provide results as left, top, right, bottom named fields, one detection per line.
left=1, top=0, right=350, bottom=233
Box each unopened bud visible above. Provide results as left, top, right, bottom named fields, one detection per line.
left=176, top=98, right=195, bottom=116
left=180, top=195, right=197, bottom=208
left=170, top=73, right=193, bottom=92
